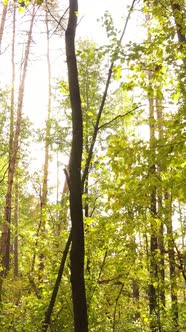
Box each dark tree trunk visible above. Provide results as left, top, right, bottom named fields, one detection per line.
left=65, top=0, right=88, bottom=331
left=132, top=279, right=140, bottom=320
left=148, top=69, right=159, bottom=331
left=42, top=231, right=72, bottom=331
left=149, top=189, right=158, bottom=317
left=165, top=192, right=179, bottom=332
left=156, top=97, right=165, bottom=309
left=170, top=0, right=186, bottom=44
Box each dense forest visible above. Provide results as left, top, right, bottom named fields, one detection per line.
left=0, top=0, right=185, bottom=331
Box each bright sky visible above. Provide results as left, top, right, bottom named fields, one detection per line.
left=0, top=0, right=143, bottom=125
left=0, top=0, right=144, bottom=197
left=78, top=0, right=127, bottom=39
left=23, top=0, right=136, bottom=125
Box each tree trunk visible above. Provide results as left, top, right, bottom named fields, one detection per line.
left=42, top=230, right=72, bottom=331
left=132, top=279, right=140, bottom=320
left=170, top=0, right=186, bottom=44
left=148, top=69, right=159, bottom=331
left=0, top=5, right=35, bottom=279
left=165, top=192, right=179, bottom=332
left=13, top=175, right=19, bottom=278
left=65, top=0, right=88, bottom=331
left=42, top=9, right=52, bottom=211
left=58, top=175, right=69, bottom=232
left=0, top=0, right=8, bottom=52
left=156, top=97, right=165, bottom=308
left=38, top=8, right=52, bottom=278
left=10, top=1, right=16, bottom=158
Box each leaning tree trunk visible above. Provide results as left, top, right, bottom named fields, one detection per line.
left=42, top=230, right=72, bottom=331
left=0, top=0, right=8, bottom=52
left=65, top=0, right=88, bottom=331
left=0, top=5, right=35, bottom=280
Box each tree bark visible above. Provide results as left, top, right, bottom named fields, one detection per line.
left=65, top=1, right=88, bottom=331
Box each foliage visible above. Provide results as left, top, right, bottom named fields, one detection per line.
left=0, top=0, right=186, bottom=331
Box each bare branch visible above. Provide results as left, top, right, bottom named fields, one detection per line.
left=81, top=0, right=137, bottom=188
left=46, top=5, right=69, bottom=34
left=98, top=105, right=143, bottom=130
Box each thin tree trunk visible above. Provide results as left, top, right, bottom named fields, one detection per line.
left=0, top=0, right=8, bottom=52
left=148, top=69, right=159, bottom=331
left=42, top=169, right=71, bottom=330
left=165, top=192, right=179, bottom=332
left=81, top=0, right=136, bottom=188
left=0, top=5, right=36, bottom=280
left=178, top=202, right=186, bottom=283
left=11, top=1, right=17, bottom=279
left=38, top=9, right=52, bottom=278
left=112, top=283, right=124, bottom=332
left=58, top=175, right=69, bottom=231
left=131, top=234, right=140, bottom=321
left=42, top=230, right=72, bottom=331
left=156, top=97, right=165, bottom=309
left=14, top=175, right=19, bottom=278
left=42, top=9, right=52, bottom=210
left=132, top=279, right=140, bottom=320
left=0, top=0, right=16, bottom=279
left=10, top=2, right=16, bottom=157
left=65, top=0, right=88, bottom=330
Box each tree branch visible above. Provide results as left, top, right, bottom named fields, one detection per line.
left=98, top=105, right=143, bottom=130
left=42, top=230, right=72, bottom=331
left=81, top=0, right=137, bottom=189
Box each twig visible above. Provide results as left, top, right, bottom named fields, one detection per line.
left=0, top=163, right=9, bottom=183
left=46, top=6, right=69, bottom=33
left=98, top=105, right=143, bottom=130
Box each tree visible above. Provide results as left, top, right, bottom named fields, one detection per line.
left=0, top=4, right=36, bottom=284
left=65, top=0, right=88, bottom=331
left=0, top=0, right=186, bottom=330
left=0, top=0, right=8, bottom=51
